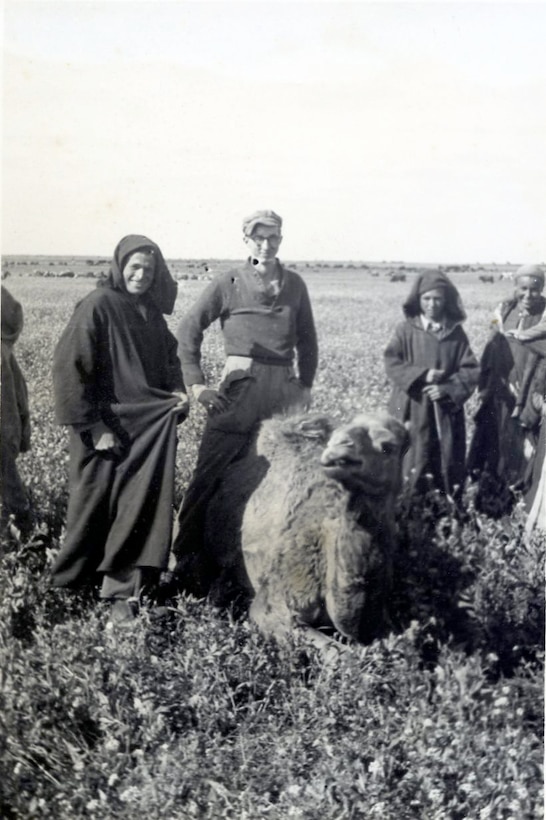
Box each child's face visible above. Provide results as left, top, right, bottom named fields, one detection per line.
left=419, top=288, right=446, bottom=322
left=122, top=251, right=155, bottom=297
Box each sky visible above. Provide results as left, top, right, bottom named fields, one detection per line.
left=2, top=1, right=545, bottom=263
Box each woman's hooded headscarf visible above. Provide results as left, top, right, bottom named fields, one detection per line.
left=402, top=270, right=467, bottom=322
left=1, top=285, right=24, bottom=346
left=101, top=234, right=178, bottom=315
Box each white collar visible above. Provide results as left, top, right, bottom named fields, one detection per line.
left=421, top=315, right=444, bottom=332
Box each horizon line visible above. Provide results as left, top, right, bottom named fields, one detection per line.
left=0, top=254, right=533, bottom=268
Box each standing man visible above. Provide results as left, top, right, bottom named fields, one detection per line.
left=172, top=209, right=318, bottom=591
left=469, top=264, right=546, bottom=514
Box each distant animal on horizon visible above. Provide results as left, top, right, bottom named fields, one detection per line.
left=389, top=273, right=406, bottom=282
left=201, top=411, right=409, bottom=654
left=479, top=275, right=495, bottom=283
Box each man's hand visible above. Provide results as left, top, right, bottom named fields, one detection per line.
left=298, top=385, right=312, bottom=410
left=193, top=385, right=231, bottom=416
left=422, top=383, right=449, bottom=402
left=531, top=392, right=545, bottom=413
left=89, top=420, right=118, bottom=451
left=504, top=329, right=524, bottom=340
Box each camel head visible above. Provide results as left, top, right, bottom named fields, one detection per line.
left=320, top=412, right=409, bottom=497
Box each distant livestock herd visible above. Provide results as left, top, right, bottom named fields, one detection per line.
left=0, top=263, right=214, bottom=283
left=0, top=258, right=519, bottom=284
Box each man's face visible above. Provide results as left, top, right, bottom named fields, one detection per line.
left=516, top=275, right=543, bottom=311
left=122, top=251, right=155, bottom=297
left=245, top=225, right=282, bottom=264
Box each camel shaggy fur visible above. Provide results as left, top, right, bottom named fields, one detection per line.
left=204, top=411, right=408, bottom=651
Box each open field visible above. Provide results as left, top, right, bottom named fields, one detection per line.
left=1, top=260, right=544, bottom=819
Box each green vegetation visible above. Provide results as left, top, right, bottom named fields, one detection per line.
left=1, top=270, right=543, bottom=819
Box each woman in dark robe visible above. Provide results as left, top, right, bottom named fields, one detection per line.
left=1, top=285, right=32, bottom=536
left=468, top=265, right=546, bottom=515
left=51, top=235, right=188, bottom=622
left=384, top=271, right=479, bottom=500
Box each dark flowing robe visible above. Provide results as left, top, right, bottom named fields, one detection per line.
left=384, top=317, right=479, bottom=496
left=51, top=277, right=184, bottom=587
left=523, top=339, right=546, bottom=531
left=468, top=298, right=546, bottom=495
left=1, top=286, right=31, bottom=523
left=525, top=415, right=545, bottom=531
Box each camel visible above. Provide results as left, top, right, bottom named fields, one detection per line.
left=203, top=411, right=408, bottom=652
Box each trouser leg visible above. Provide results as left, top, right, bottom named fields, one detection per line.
left=172, top=429, right=249, bottom=592
left=101, top=567, right=148, bottom=623
left=100, top=566, right=145, bottom=600
left=171, top=362, right=309, bottom=593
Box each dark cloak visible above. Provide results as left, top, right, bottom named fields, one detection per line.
left=1, top=286, right=31, bottom=459
left=468, top=297, right=546, bottom=496
left=384, top=276, right=478, bottom=496
left=1, top=286, right=31, bottom=523
left=51, top=237, right=184, bottom=586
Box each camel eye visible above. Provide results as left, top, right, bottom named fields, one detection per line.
left=380, top=442, right=395, bottom=455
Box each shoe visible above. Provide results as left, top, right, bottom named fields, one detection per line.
left=107, top=598, right=139, bottom=627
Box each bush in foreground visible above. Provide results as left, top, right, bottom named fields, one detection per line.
left=0, top=495, right=543, bottom=820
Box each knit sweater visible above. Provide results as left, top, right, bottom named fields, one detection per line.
left=177, top=260, right=318, bottom=387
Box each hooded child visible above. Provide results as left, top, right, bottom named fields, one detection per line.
left=384, top=270, right=479, bottom=500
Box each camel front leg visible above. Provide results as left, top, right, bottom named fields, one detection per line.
left=249, top=588, right=348, bottom=662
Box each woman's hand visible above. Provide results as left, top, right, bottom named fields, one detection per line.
left=172, top=391, right=190, bottom=421
left=89, top=420, right=118, bottom=451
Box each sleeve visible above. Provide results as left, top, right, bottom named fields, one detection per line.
left=522, top=337, right=546, bottom=358
left=295, top=281, right=318, bottom=388
left=384, top=323, right=429, bottom=396
left=476, top=327, right=513, bottom=398
left=164, top=327, right=186, bottom=392
left=52, top=300, right=105, bottom=427
left=518, top=354, right=546, bottom=430
left=513, top=322, right=546, bottom=342
left=442, top=331, right=480, bottom=407
left=176, top=277, right=226, bottom=386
